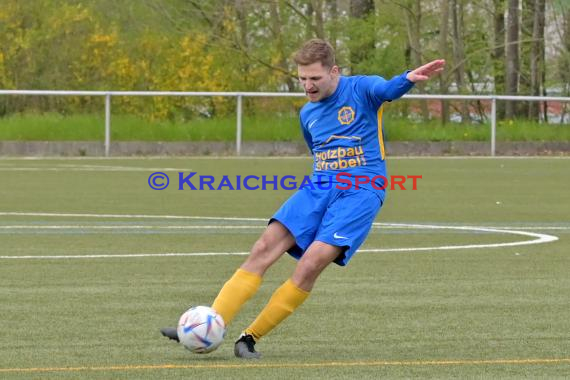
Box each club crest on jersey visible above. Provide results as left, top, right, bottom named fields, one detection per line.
left=338, top=106, right=355, bottom=125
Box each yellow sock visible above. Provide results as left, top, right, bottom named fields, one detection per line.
left=244, top=279, right=309, bottom=341
left=211, top=268, right=262, bottom=326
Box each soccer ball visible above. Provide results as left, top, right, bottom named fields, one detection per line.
left=177, top=306, right=226, bottom=354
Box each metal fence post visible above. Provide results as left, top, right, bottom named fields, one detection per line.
left=105, top=93, right=111, bottom=157
left=491, top=97, right=496, bottom=156
left=236, top=94, right=242, bottom=156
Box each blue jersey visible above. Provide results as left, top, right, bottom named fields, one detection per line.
left=299, top=72, right=414, bottom=201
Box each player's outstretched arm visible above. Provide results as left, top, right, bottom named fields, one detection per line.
left=367, top=59, right=445, bottom=102
left=406, top=59, right=446, bottom=83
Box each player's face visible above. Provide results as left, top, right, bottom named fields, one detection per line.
left=298, top=62, right=340, bottom=102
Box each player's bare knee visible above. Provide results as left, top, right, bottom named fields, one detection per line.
left=291, top=262, right=320, bottom=291
left=242, top=237, right=275, bottom=274
left=251, top=237, right=270, bottom=257
left=243, top=240, right=268, bottom=264
left=295, top=258, right=322, bottom=279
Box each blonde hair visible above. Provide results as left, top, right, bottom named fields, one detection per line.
left=293, top=39, right=336, bottom=68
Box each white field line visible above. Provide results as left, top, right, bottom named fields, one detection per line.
left=0, top=224, right=568, bottom=231
left=361, top=223, right=558, bottom=252
left=0, top=165, right=193, bottom=172
left=0, top=212, right=266, bottom=221
left=1, top=156, right=569, bottom=160
left=0, top=212, right=560, bottom=259
left=0, top=156, right=312, bottom=160
left=1, top=157, right=568, bottom=171
left=0, top=252, right=250, bottom=259
left=463, top=226, right=570, bottom=230
left=0, top=225, right=261, bottom=230
left=57, top=164, right=186, bottom=170
left=1, top=212, right=568, bottom=230
left=372, top=223, right=570, bottom=231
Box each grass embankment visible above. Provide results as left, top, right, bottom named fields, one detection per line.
left=0, top=113, right=568, bottom=141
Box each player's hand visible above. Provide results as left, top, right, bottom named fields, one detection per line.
left=406, top=59, right=446, bottom=83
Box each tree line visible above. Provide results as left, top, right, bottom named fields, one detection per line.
left=0, top=0, right=568, bottom=122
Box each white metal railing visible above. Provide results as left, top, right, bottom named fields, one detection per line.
left=0, top=90, right=569, bottom=156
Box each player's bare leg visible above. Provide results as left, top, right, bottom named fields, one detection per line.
left=240, top=221, right=296, bottom=276
left=235, top=241, right=342, bottom=358
left=161, top=222, right=294, bottom=344
left=290, top=241, right=343, bottom=291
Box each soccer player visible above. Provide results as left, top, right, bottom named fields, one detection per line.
left=162, top=39, right=445, bottom=358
